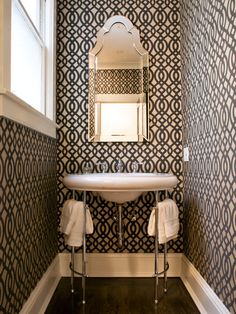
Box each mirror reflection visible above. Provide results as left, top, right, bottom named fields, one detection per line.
left=88, top=15, right=149, bottom=142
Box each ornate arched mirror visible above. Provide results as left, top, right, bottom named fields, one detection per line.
left=88, top=15, right=149, bottom=142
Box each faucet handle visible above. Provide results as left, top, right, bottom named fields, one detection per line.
left=97, top=162, right=108, bottom=173
left=131, top=161, right=143, bottom=172
left=82, top=161, right=93, bottom=173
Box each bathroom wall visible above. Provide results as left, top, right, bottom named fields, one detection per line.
left=88, top=67, right=148, bottom=139
left=180, top=1, right=235, bottom=312
left=96, top=69, right=144, bottom=94
left=0, top=117, right=57, bottom=313
left=57, top=0, right=182, bottom=253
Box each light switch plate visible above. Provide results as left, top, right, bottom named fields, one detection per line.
left=183, top=147, right=189, bottom=161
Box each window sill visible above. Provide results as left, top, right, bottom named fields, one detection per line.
left=0, top=89, right=57, bottom=138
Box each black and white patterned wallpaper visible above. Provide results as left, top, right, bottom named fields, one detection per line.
left=57, top=0, right=182, bottom=253
left=181, top=0, right=235, bottom=312
left=0, top=117, right=57, bottom=313
left=88, top=67, right=149, bottom=139
left=96, top=69, right=143, bottom=94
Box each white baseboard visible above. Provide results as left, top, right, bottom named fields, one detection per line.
left=19, top=255, right=61, bottom=314
left=181, top=255, right=230, bottom=314
left=59, top=252, right=183, bottom=277
left=19, top=252, right=182, bottom=313
left=19, top=253, right=230, bottom=314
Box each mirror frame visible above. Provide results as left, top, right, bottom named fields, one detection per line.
left=88, top=15, right=149, bottom=142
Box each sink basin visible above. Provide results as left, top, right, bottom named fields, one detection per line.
left=63, top=172, right=178, bottom=204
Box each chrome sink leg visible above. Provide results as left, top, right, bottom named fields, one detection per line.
left=69, top=191, right=87, bottom=303
left=164, top=242, right=167, bottom=293
left=154, top=191, right=169, bottom=302
left=70, top=190, right=76, bottom=294
left=118, top=205, right=123, bottom=248
left=71, top=246, right=75, bottom=293
left=82, top=191, right=87, bottom=304
left=154, top=191, right=159, bottom=304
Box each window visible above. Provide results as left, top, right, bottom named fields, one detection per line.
left=11, top=0, right=54, bottom=116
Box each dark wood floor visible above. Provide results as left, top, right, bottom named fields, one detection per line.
left=45, top=277, right=200, bottom=314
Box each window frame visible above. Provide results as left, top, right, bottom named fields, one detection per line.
left=0, top=0, right=56, bottom=137
left=11, top=0, right=46, bottom=114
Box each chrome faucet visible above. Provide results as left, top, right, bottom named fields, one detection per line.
left=97, top=162, right=108, bottom=173
left=131, top=161, right=143, bottom=172
left=131, top=161, right=139, bottom=172
left=115, top=159, right=124, bottom=172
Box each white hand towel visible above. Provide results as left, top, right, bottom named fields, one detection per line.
left=147, top=199, right=179, bottom=244
left=163, top=199, right=179, bottom=239
left=60, top=199, right=93, bottom=247
left=148, top=207, right=166, bottom=243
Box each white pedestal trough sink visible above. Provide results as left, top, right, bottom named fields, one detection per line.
left=63, top=172, right=178, bottom=204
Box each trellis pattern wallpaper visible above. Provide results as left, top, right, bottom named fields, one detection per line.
left=96, top=69, right=143, bottom=94
left=88, top=67, right=149, bottom=140
left=0, top=117, right=57, bottom=313
left=57, top=0, right=182, bottom=253
left=181, top=0, right=235, bottom=312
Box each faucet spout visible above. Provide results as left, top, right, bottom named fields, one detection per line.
left=115, top=159, right=124, bottom=173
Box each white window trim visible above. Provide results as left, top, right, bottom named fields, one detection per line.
left=0, top=0, right=57, bottom=138
left=0, top=89, right=57, bottom=138
left=14, top=0, right=44, bottom=46
left=45, top=0, right=56, bottom=122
